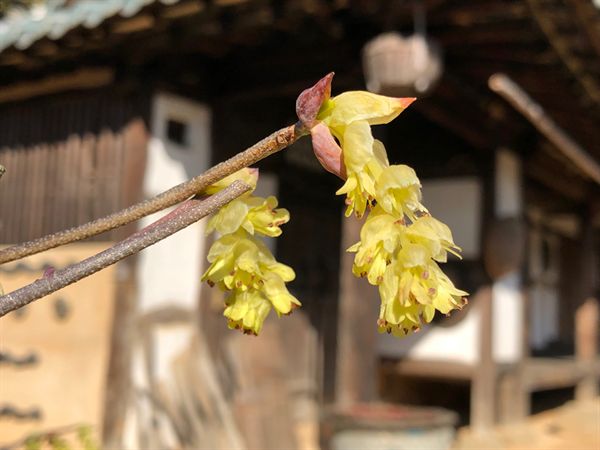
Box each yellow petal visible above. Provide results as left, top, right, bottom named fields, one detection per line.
left=423, top=305, right=435, bottom=323
left=372, top=139, right=390, bottom=168
left=397, top=243, right=428, bottom=268
left=342, top=120, right=374, bottom=172
left=266, top=262, right=296, bottom=282
left=375, top=164, right=423, bottom=217
left=214, top=200, right=249, bottom=235
left=262, top=274, right=300, bottom=315
left=319, top=92, right=414, bottom=128
left=336, top=175, right=357, bottom=195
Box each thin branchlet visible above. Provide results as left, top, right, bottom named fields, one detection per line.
left=0, top=124, right=305, bottom=264
left=0, top=181, right=251, bottom=317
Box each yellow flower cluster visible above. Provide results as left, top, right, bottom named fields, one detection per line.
left=202, top=169, right=300, bottom=335
left=311, top=88, right=468, bottom=336
left=317, top=92, right=417, bottom=218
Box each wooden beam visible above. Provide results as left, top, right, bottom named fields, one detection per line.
left=489, top=74, right=600, bottom=185
left=161, top=1, right=206, bottom=19
left=436, top=26, right=542, bottom=46
left=567, top=0, right=600, bottom=58
left=112, top=15, right=156, bottom=34
left=0, top=50, right=38, bottom=68
left=412, top=73, right=510, bottom=151
left=524, top=153, right=589, bottom=203
left=430, top=2, right=529, bottom=26
left=527, top=0, right=600, bottom=105
left=522, top=357, right=600, bottom=391
left=415, top=99, right=490, bottom=150
left=382, top=359, right=474, bottom=381
left=447, top=47, right=559, bottom=66
left=0, top=67, right=114, bottom=104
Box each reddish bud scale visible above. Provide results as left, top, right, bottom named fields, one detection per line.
left=310, top=123, right=346, bottom=179
left=295, top=72, right=334, bottom=129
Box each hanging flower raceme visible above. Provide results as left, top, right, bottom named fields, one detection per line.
left=202, top=168, right=300, bottom=335
left=297, top=73, right=469, bottom=337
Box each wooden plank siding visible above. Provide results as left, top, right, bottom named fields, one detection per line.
left=0, top=89, right=150, bottom=244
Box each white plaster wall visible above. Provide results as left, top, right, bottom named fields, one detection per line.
left=528, top=229, right=560, bottom=349
left=137, top=93, right=211, bottom=313
left=495, top=149, right=522, bottom=219
left=420, top=177, right=482, bottom=260
left=378, top=301, right=480, bottom=364
left=492, top=272, right=524, bottom=363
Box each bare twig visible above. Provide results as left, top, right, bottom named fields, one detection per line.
left=0, top=181, right=251, bottom=317
left=0, top=124, right=304, bottom=264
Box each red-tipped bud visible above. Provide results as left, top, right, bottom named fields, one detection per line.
left=296, top=72, right=334, bottom=128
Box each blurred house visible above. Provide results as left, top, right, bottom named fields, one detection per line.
left=0, top=1, right=598, bottom=449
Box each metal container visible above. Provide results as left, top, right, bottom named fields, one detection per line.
left=321, top=403, right=458, bottom=450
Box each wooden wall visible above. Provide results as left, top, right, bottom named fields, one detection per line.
left=0, top=89, right=150, bottom=244
left=0, top=243, right=116, bottom=447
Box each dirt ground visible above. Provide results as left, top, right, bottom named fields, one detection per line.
left=453, top=398, right=600, bottom=450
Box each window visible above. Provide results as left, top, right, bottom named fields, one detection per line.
left=166, top=118, right=188, bottom=147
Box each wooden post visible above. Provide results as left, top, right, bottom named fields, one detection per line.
left=575, top=297, right=599, bottom=400
left=101, top=258, right=139, bottom=448
left=485, top=149, right=529, bottom=427
left=101, top=119, right=148, bottom=447
left=335, top=214, right=380, bottom=406
left=498, top=290, right=530, bottom=424
left=574, top=205, right=598, bottom=401
left=471, top=287, right=496, bottom=433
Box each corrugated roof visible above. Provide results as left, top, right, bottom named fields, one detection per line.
left=0, top=0, right=180, bottom=53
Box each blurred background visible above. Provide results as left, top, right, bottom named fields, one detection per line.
left=0, top=1, right=598, bottom=449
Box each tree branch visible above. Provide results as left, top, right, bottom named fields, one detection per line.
left=0, top=181, right=251, bottom=317
left=0, top=123, right=305, bottom=264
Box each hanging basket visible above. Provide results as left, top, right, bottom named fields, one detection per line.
left=363, top=32, right=443, bottom=97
